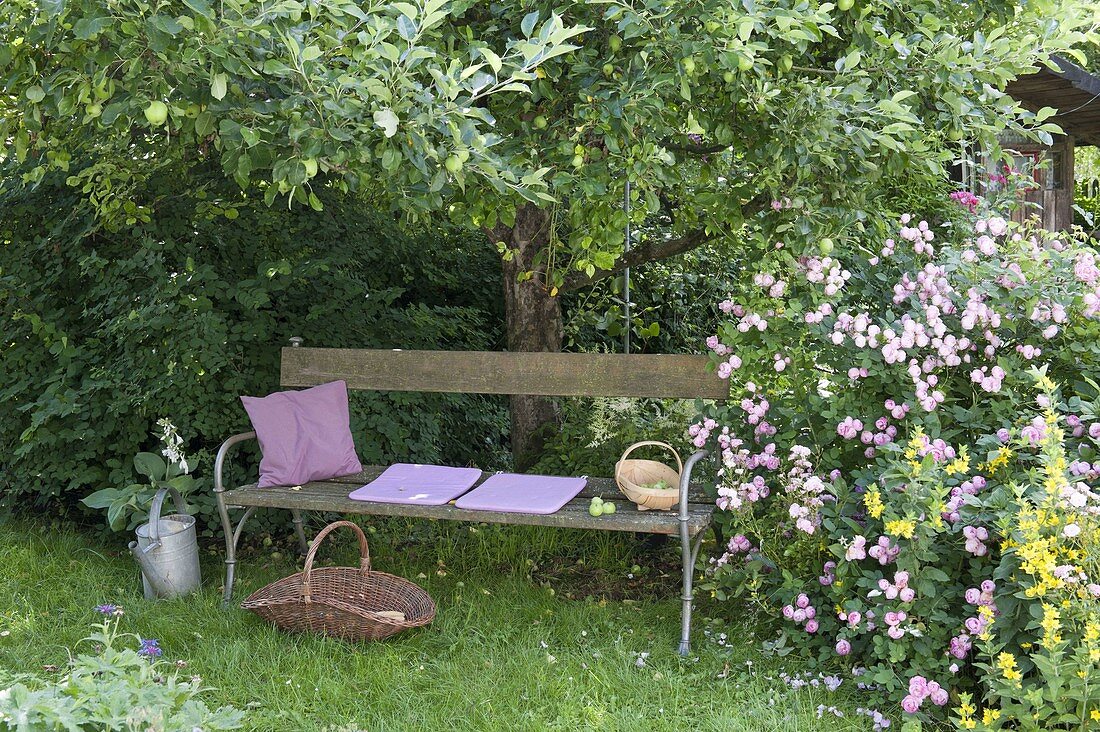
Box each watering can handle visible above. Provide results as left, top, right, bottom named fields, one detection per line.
left=145, top=486, right=188, bottom=551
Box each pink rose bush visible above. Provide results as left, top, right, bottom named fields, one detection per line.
left=694, top=200, right=1100, bottom=728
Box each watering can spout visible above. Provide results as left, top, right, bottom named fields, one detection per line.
left=129, top=539, right=176, bottom=597
left=132, top=487, right=202, bottom=599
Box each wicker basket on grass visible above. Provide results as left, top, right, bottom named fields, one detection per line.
left=614, top=441, right=683, bottom=511
left=241, top=520, right=435, bottom=642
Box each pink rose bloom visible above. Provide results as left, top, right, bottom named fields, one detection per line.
left=805, top=619, right=819, bottom=634
left=835, top=639, right=851, bottom=656
left=796, top=594, right=809, bottom=609
left=887, top=625, right=905, bottom=639
left=980, top=580, right=995, bottom=594
left=908, top=676, right=928, bottom=698
left=845, top=535, right=867, bottom=561
left=901, top=695, right=922, bottom=714
left=899, top=588, right=915, bottom=603
left=930, top=687, right=949, bottom=706
left=782, top=605, right=794, bottom=619
left=964, top=588, right=980, bottom=605
left=847, top=611, right=861, bottom=626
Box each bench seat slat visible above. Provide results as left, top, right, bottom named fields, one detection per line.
left=223, top=481, right=714, bottom=537
left=305, top=467, right=710, bottom=503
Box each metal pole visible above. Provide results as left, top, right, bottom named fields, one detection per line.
left=623, top=179, right=631, bottom=354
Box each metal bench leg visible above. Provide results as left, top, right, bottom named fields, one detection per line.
left=291, top=509, right=308, bottom=554
left=214, top=431, right=259, bottom=606
left=221, top=506, right=256, bottom=605
left=678, top=524, right=706, bottom=656
left=215, top=487, right=236, bottom=605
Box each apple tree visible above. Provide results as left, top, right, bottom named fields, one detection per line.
left=2, top=0, right=1094, bottom=464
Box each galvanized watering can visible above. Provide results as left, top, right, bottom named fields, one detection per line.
left=128, top=486, right=202, bottom=599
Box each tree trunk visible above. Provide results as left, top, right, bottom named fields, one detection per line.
left=486, top=204, right=562, bottom=470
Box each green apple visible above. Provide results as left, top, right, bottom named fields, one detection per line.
left=608, top=35, right=622, bottom=52
left=818, top=238, right=835, bottom=256
left=838, top=0, right=854, bottom=9
left=682, top=57, right=696, bottom=75
left=533, top=115, right=548, bottom=129
left=270, top=551, right=283, bottom=561
left=262, top=536, right=273, bottom=547
left=602, top=63, right=615, bottom=76
left=144, top=100, right=168, bottom=126
left=589, top=503, right=603, bottom=517
left=445, top=155, right=463, bottom=173
left=738, top=54, right=754, bottom=71
left=602, top=502, right=616, bottom=515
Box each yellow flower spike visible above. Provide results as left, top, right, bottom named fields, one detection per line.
left=885, top=519, right=916, bottom=539
left=864, top=488, right=884, bottom=520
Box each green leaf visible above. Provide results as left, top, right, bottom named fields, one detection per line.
left=134, top=452, right=167, bottom=479
left=373, top=108, right=399, bottom=137
left=396, top=15, right=417, bottom=42
left=183, top=0, right=214, bottom=18
left=106, top=501, right=129, bottom=532
left=25, top=86, right=45, bottom=103
left=521, top=11, right=539, bottom=38
left=73, top=16, right=112, bottom=40
left=81, top=488, right=121, bottom=510
left=481, top=47, right=502, bottom=75
left=211, top=73, right=228, bottom=100
left=301, top=45, right=323, bottom=61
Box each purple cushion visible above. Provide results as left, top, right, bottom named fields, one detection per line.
left=348, top=464, right=482, bottom=505
left=454, top=473, right=587, bottom=514
left=240, top=381, right=363, bottom=488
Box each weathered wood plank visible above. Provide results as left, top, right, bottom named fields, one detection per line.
left=280, top=348, right=728, bottom=400
left=222, top=481, right=714, bottom=537
left=236, top=467, right=713, bottom=503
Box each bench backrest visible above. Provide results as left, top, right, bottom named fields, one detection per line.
left=280, top=347, right=728, bottom=400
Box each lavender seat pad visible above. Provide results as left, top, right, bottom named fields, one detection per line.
left=454, top=474, right=587, bottom=515
left=348, top=464, right=482, bottom=506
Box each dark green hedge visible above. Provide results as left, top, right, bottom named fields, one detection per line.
left=0, top=169, right=509, bottom=532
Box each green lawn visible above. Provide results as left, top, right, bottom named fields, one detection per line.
left=0, top=517, right=879, bottom=731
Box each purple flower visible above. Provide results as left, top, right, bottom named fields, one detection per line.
left=138, top=638, right=162, bottom=658
left=835, top=639, right=851, bottom=656
left=94, top=604, right=123, bottom=617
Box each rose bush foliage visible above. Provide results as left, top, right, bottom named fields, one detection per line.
left=694, top=196, right=1100, bottom=729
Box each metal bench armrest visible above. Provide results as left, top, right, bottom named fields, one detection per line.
left=214, top=431, right=257, bottom=495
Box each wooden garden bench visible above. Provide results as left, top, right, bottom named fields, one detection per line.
left=214, top=341, right=727, bottom=654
